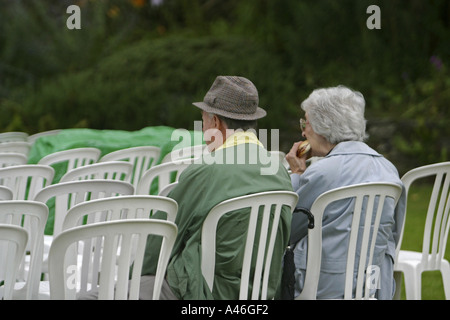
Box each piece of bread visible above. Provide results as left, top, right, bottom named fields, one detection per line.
left=297, top=140, right=311, bottom=157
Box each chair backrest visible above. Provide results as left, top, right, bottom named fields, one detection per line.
left=60, top=161, right=133, bottom=183
left=0, top=132, right=29, bottom=143
left=201, top=191, right=298, bottom=300
left=63, top=195, right=178, bottom=230
left=48, top=219, right=177, bottom=300
left=0, top=164, right=55, bottom=200
left=34, top=180, right=134, bottom=237
left=399, top=162, right=450, bottom=270
left=0, top=141, right=31, bottom=157
left=135, top=158, right=195, bottom=195
left=28, top=129, right=61, bottom=145
left=0, top=224, right=28, bottom=300
left=297, top=182, right=403, bottom=300
left=0, top=201, right=49, bottom=299
left=161, top=144, right=206, bottom=163
left=100, top=146, right=161, bottom=190
left=0, top=152, right=28, bottom=168
left=38, top=147, right=101, bottom=183
left=159, top=182, right=178, bottom=197
left=0, top=186, right=13, bottom=200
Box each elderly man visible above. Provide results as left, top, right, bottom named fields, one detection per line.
left=140, top=76, right=293, bottom=300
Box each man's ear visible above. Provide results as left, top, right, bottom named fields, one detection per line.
left=213, top=115, right=232, bottom=140
left=212, top=114, right=222, bottom=129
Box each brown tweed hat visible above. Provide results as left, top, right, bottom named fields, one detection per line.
left=193, top=76, right=267, bottom=120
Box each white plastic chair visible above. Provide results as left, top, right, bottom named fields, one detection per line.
left=0, top=224, right=28, bottom=300
left=296, top=182, right=403, bottom=300
left=0, top=186, right=13, bottom=200
left=38, top=147, right=101, bottom=183
left=0, top=141, right=31, bottom=157
left=48, top=219, right=177, bottom=300
left=60, top=161, right=133, bottom=183
left=34, top=180, right=135, bottom=239
left=54, top=195, right=177, bottom=298
left=100, top=146, right=161, bottom=190
left=0, top=164, right=55, bottom=200
left=0, top=153, right=28, bottom=167
left=63, top=195, right=178, bottom=228
left=159, top=182, right=178, bottom=197
left=0, top=132, right=29, bottom=143
left=161, top=144, right=206, bottom=163
left=28, top=129, right=62, bottom=145
left=34, top=179, right=135, bottom=281
left=135, top=158, right=195, bottom=196
left=394, top=162, right=450, bottom=300
left=201, top=190, right=298, bottom=300
left=0, top=201, right=49, bottom=299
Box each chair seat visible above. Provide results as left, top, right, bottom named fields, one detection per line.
left=38, top=281, right=51, bottom=299
left=397, top=250, right=423, bottom=263
left=395, top=250, right=450, bottom=300
left=13, top=280, right=51, bottom=300
left=396, top=250, right=448, bottom=271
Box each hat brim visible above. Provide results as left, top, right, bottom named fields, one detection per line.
left=192, top=102, right=267, bottom=120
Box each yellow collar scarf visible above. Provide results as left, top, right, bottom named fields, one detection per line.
left=215, top=131, right=264, bottom=151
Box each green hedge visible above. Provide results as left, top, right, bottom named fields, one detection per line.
left=8, top=36, right=297, bottom=135
left=4, top=33, right=450, bottom=175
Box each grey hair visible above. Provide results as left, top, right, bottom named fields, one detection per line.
left=301, top=85, right=368, bottom=144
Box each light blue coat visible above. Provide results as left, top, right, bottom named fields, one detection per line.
left=290, top=141, right=406, bottom=299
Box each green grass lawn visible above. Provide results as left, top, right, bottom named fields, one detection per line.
left=396, top=183, right=450, bottom=300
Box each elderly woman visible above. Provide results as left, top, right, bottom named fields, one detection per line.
left=286, top=85, right=405, bottom=299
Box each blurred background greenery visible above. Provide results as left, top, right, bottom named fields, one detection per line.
left=0, top=0, right=449, bottom=175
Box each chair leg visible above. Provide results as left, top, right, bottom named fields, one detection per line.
left=440, top=260, right=450, bottom=300
left=402, top=265, right=422, bottom=300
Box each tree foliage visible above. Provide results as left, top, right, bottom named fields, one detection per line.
left=0, top=0, right=449, bottom=173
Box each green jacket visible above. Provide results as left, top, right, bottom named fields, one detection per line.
left=141, top=142, right=293, bottom=299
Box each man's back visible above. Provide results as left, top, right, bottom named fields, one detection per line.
left=142, top=142, right=293, bottom=299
